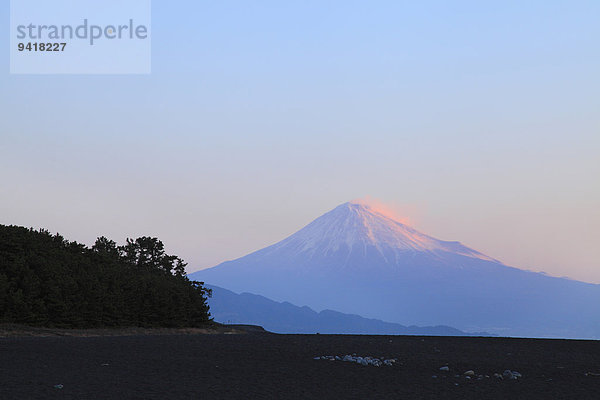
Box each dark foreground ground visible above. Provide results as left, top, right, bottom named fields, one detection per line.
left=1, top=330, right=600, bottom=399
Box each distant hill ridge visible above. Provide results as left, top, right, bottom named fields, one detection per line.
left=206, top=285, right=493, bottom=336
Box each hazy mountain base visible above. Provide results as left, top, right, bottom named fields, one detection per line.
left=206, top=285, right=493, bottom=336
left=196, top=256, right=600, bottom=339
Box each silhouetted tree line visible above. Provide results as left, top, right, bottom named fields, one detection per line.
left=0, top=225, right=211, bottom=328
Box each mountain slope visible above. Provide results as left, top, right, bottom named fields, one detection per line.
left=190, top=202, right=600, bottom=338
left=206, top=285, right=490, bottom=336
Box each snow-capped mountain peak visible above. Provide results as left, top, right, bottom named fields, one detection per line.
left=268, top=201, right=496, bottom=263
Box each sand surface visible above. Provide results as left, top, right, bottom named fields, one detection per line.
left=2, top=331, right=600, bottom=399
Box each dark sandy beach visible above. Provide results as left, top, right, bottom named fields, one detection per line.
left=2, top=330, right=599, bottom=399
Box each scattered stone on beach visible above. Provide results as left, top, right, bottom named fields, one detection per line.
left=54, top=384, right=63, bottom=389
left=502, top=370, right=521, bottom=380
left=439, top=366, right=450, bottom=371
left=464, top=370, right=475, bottom=376
left=314, top=355, right=335, bottom=361
left=315, top=355, right=397, bottom=367
left=503, top=370, right=514, bottom=380
left=585, top=372, right=600, bottom=377
left=493, top=373, right=503, bottom=379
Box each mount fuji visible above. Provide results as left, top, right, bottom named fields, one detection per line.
left=189, top=201, right=600, bottom=338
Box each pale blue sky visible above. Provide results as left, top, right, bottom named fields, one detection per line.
left=1, top=1, right=599, bottom=282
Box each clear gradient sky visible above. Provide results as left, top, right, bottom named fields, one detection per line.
left=1, top=1, right=599, bottom=282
